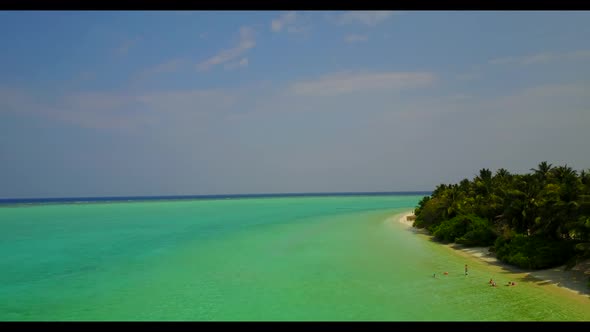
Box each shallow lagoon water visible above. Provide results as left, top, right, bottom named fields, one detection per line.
left=1, top=195, right=588, bottom=320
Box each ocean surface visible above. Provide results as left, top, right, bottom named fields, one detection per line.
left=1, top=193, right=589, bottom=321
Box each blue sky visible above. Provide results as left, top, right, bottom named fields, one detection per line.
left=1, top=11, right=590, bottom=198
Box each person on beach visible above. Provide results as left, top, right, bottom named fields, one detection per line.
left=433, top=273, right=437, bottom=278
left=464, top=264, right=468, bottom=276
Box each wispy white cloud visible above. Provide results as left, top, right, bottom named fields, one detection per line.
left=133, top=29, right=254, bottom=82
left=344, top=34, right=368, bottom=43
left=62, top=89, right=235, bottom=130
left=130, top=58, right=189, bottom=86
left=288, top=71, right=435, bottom=97
left=144, top=58, right=188, bottom=76
left=490, top=83, right=590, bottom=111
left=196, top=26, right=255, bottom=71
left=0, top=86, right=237, bottom=131
left=0, top=88, right=139, bottom=130
left=271, top=11, right=310, bottom=34
left=333, top=11, right=394, bottom=27
left=271, top=12, right=297, bottom=32
left=489, top=49, right=590, bottom=65
left=224, top=58, right=249, bottom=71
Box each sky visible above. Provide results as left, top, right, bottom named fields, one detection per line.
left=1, top=11, right=590, bottom=198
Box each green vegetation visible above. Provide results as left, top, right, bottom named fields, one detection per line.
left=414, top=162, right=590, bottom=272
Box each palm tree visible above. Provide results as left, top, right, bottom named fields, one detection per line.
left=477, top=168, right=493, bottom=182
left=474, top=168, right=493, bottom=197
left=413, top=162, right=590, bottom=270
left=495, top=168, right=511, bottom=178
left=551, top=165, right=579, bottom=201
left=443, top=184, right=462, bottom=218
left=531, top=161, right=553, bottom=183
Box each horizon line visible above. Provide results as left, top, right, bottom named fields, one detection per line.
left=0, top=191, right=433, bottom=203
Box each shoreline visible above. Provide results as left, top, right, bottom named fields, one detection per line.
left=392, top=210, right=590, bottom=298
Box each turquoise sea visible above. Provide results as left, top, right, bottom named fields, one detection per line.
left=1, top=194, right=589, bottom=321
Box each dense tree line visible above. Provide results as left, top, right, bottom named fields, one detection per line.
left=413, top=162, right=590, bottom=276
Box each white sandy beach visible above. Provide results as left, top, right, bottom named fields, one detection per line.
left=393, top=210, right=590, bottom=297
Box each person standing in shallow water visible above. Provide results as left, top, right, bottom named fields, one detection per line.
left=464, top=264, right=468, bottom=276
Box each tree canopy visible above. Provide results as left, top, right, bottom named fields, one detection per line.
left=413, top=162, right=590, bottom=273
